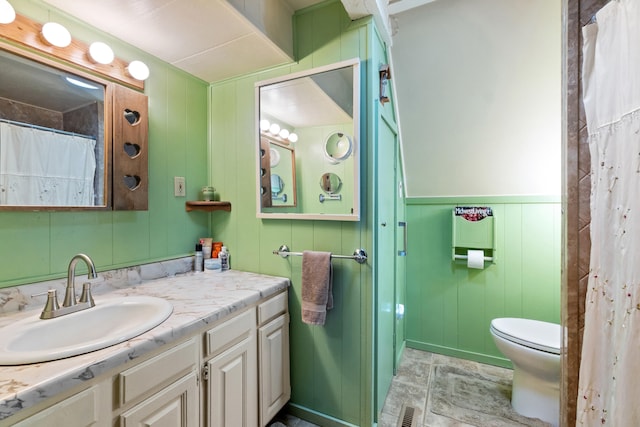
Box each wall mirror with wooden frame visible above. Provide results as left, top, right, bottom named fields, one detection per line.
left=259, top=137, right=297, bottom=208
left=256, top=58, right=360, bottom=221
left=0, top=13, right=148, bottom=211
left=0, top=47, right=111, bottom=208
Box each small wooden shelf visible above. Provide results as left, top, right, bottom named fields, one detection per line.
left=185, top=201, right=232, bottom=212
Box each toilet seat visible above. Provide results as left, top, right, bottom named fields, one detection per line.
left=491, top=318, right=560, bottom=355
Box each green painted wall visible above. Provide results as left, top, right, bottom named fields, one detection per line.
left=405, top=197, right=561, bottom=367
left=391, top=0, right=561, bottom=198
left=0, top=0, right=209, bottom=288
left=208, top=2, right=384, bottom=425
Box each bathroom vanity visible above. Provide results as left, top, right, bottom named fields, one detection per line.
left=0, top=269, right=290, bottom=427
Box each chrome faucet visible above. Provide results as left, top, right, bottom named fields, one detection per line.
left=39, top=253, right=98, bottom=319
left=63, top=253, right=97, bottom=307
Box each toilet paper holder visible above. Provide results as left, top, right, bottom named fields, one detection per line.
left=452, top=253, right=494, bottom=262
left=451, top=206, right=496, bottom=264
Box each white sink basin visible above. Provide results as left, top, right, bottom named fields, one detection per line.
left=0, top=296, right=173, bottom=365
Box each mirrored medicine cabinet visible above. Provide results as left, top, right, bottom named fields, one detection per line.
left=255, top=58, right=361, bottom=221
left=0, top=14, right=148, bottom=211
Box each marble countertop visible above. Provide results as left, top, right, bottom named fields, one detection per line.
left=0, top=269, right=290, bottom=421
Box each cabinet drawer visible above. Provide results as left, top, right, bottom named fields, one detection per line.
left=119, top=339, right=197, bottom=406
left=13, top=386, right=101, bottom=427
left=205, top=308, right=255, bottom=357
left=257, top=291, right=287, bottom=325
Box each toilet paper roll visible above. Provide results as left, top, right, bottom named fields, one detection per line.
left=467, top=250, right=485, bottom=269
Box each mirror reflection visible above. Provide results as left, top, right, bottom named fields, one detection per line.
left=324, top=132, right=352, bottom=164
left=271, top=174, right=284, bottom=194
left=256, top=58, right=360, bottom=220
left=271, top=174, right=287, bottom=203
left=0, top=48, right=107, bottom=207
left=260, top=139, right=296, bottom=207
left=320, top=172, right=342, bottom=194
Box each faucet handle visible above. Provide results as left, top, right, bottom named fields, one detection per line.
left=79, top=282, right=95, bottom=307
left=38, top=290, right=60, bottom=320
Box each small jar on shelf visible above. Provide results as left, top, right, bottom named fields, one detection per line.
left=201, top=186, right=216, bottom=201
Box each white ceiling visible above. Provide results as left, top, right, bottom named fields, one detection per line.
left=42, top=0, right=325, bottom=83
left=42, top=0, right=427, bottom=83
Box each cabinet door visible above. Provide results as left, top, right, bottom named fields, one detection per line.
left=259, top=314, right=290, bottom=427
left=207, top=334, right=258, bottom=427
left=112, top=84, right=149, bottom=210
left=120, top=372, right=199, bottom=427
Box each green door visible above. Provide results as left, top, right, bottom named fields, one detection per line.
left=375, top=114, right=398, bottom=416
left=395, top=142, right=407, bottom=370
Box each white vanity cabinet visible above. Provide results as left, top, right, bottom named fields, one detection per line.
left=3, top=287, right=290, bottom=427
left=203, top=290, right=290, bottom=427
left=257, top=292, right=290, bottom=427
left=204, top=307, right=258, bottom=427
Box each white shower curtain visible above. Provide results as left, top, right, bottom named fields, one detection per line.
left=579, top=0, right=640, bottom=425
left=0, top=122, right=96, bottom=206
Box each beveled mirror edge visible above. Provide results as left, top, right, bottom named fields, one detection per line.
left=255, top=57, right=361, bottom=221
left=0, top=40, right=114, bottom=211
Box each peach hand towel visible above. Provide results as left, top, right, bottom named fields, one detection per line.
left=301, top=250, right=333, bottom=325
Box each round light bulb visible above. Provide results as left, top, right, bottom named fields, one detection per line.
left=288, top=133, right=298, bottom=143
left=279, top=129, right=290, bottom=139
left=127, top=60, right=150, bottom=81
left=89, top=41, right=114, bottom=64
left=42, top=22, right=72, bottom=48
left=0, top=0, right=16, bottom=24
left=259, top=119, right=270, bottom=132
left=269, top=123, right=280, bottom=135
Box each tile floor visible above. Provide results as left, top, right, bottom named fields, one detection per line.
left=270, top=348, right=524, bottom=427
left=378, top=348, right=524, bottom=427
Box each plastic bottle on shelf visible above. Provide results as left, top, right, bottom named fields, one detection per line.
left=202, top=244, right=212, bottom=259
left=219, top=246, right=230, bottom=271
left=194, top=243, right=204, bottom=272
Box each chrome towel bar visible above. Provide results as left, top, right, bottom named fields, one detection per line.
left=273, top=245, right=367, bottom=264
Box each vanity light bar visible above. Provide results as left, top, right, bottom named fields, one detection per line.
left=0, top=12, right=147, bottom=90
left=260, top=130, right=298, bottom=146
left=259, top=119, right=298, bottom=144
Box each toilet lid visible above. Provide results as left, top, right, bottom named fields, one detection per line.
left=491, top=318, right=561, bottom=355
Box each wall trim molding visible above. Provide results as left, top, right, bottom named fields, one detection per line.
left=286, top=403, right=359, bottom=427
left=406, top=341, right=512, bottom=369
left=406, top=195, right=561, bottom=205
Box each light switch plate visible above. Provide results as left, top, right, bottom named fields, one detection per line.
left=174, top=176, right=186, bottom=197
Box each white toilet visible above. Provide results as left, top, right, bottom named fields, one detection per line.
left=490, top=318, right=561, bottom=427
